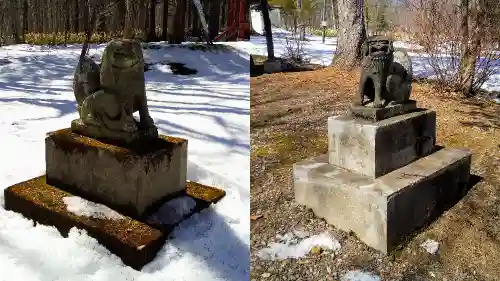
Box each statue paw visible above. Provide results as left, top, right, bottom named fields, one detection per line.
left=83, top=116, right=101, bottom=127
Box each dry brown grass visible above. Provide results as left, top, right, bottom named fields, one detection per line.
left=250, top=67, right=500, bottom=280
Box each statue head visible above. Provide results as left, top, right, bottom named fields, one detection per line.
left=362, top=35, right=394, bottom=74
left=100, top=39, right=145, bottom=89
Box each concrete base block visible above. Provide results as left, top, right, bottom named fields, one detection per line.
left=294, top=147, right=471, bottom=253
left=328, top=109, right=436, bottom=178
left=4, top=175, right=225, bottom=270
left=45, top=128, right=188, bottom=217
left=349, top=100, right=417, bottom=121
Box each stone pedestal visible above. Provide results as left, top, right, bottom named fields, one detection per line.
left=328, top=109, right=436, bottom=178
left=4, top=127, right=226, bottom=270
left=45, top=128, right=188, bottom=217
left=294, top=104, right=472, bottom=253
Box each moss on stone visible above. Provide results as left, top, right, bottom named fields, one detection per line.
left=186, top=181, right=226, bottom=203
left=6, top=175, right=163, bottom=248
left=47, top=128, right=187, bottom=157
left=4, top=175, right=226, bottom=269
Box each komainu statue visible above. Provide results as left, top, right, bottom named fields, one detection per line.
left=355, top=35, right=413, bottom=108
left=72, top=39, right=158, bottom=143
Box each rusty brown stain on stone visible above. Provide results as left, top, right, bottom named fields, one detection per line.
left=47, top=128, right=186, bottom=165
left=186, top=181, right=226, bottom=203
left=6, top=175, right=163, bottom=247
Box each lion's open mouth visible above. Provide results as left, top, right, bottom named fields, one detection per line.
left=112, top=59, right=139, bottom=69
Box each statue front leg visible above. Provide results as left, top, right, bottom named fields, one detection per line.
left=136, top=93, right=155, bottom=129
left=373, top=78, right=384, bottom=108
left=355, top=74, right=366, bottom=106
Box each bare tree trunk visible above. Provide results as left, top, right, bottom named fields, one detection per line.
left=124, top=0, right=134, bottom=38
left=10, top=1, right=21, bottom=43
left=187, top=0, right=192, bottom=36
left=331, top=0, right=366, bottom=69
left=220, top=0, right=225, bottom=31
left=458, top=0, right=484, bottom=96
left=331, top=0, right=338, bottom=29
left=64, top=0, right=70, bottom=45
left=191, top=2, right=202, bottom=39
left=171, top=0, right=187, bottom=43
left=116, top=0, right=126, bottom=36
left=208, top=0, right=222, bottom=40
left=261, top=0, right=274, bottom=60
left=147, top=0, right=157, bottom=41
left=74, top=0, right=80, bottom=33
left=23, top=0, right=28, bottom=42
left=162, top=0, right=169, bottom=40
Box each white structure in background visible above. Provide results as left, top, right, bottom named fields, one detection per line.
left=269, top=9, right=282, bottom=27
left=251, top=9, right=264, bottom=34
left=250, top=7, right=282, bottom=35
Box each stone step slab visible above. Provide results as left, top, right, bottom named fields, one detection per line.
left=3, top=175, right=226, bottom=270
left=294, top=147, right=472, bottom=253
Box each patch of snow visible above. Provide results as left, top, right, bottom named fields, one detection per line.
left=421, top=239, right=440, bottom=254
left=63, top=196, right=124, bottom=220
left=147, top=196, right=197, bottom=225
left=153, top=64, right=173, bottom=74
left=341, top=270, right=381, bottom=281
left=301, top=162, right=325, bottom=170
left=292, top=229, right=310, bottom=239
left=256, top=231, right=341, bottom=260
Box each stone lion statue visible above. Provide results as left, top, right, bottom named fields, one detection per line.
left=72, top=39, right=157, bottom=143
left=355, top=35, right=413, bottom=108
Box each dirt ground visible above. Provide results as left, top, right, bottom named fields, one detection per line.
left=250, top=67, right=500, bottom=281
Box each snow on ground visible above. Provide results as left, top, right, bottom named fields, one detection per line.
left=340, top=270, right=381, bottom=281
left=232, top=28, right=337, bottom=66
left=256, top=230, right=341, bottom=260
left=420, top=239, right=440, bottom=255
left=63, top=196, right=125, bottom=220
left=242, top=13, right=500, bottom=93
left=148, top=196, right=197, bottom=225
left=0, top=43, right=249, bottom=280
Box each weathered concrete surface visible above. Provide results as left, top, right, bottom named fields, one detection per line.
left=294, top=147, right=471, bottom=253
left=263, top=60, right=282, bottom=73
left=3, top=175, right=226, bottom=270
left=45, top=128, right=188, bottom=217
left=349, top=100, right=417, bottom=121
left=328, top=109, right=436, bottom=178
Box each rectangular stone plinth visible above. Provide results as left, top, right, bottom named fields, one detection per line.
left=45, top=128, right=188, bottom=217
left=3, top=175, right=226, bottom=270
left=350, top=100, right=417, bottom=121
left=294, top=147, right=471, bottom=253
left=328, top=109, right=436, bottom=178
